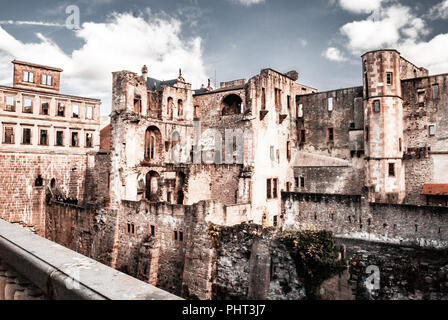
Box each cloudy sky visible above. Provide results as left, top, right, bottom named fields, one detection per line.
left=0, top=0, right=447, bottom=115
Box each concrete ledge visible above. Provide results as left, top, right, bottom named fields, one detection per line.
left=0, top=219, right=181, bottom=300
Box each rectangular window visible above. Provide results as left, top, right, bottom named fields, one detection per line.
left=365, top=126, right=369, bottom=141
left=286, top=182, right=291, bottom=192
left=300, top=177, right=305, bottom=188
left=72, top=104, right=79, bottom=118
left=429, top=125, right=436, bottom=136
left=86, top=132, right=93, bottom=148
left=399, top=138, right=402, bottom=152
left=273, top=216, right=278, bottom=227
left=23, top=98, right=33, bottom=113
left=261, top=88, right=266, bottom=110
left=174, top=231, right=178, bottom=241
left=39, top=129, right=48, bottom=146
left=300, top=129, right=306, bottom=144
left=286, top=141, right=291, bottom=161
left=373, top=100, right=380, bottom=113
left=274, top=88, right=281, bottom=109
left=5, top=96, right=15, bottom=112
left=22, top=128, right=31, bottom=145
left=150, top=225, right=155, bottom=236
left=297, top=104, right=303, bottom=118
left=295, top=177, right=299, bottom=188
left=328, top=128, right=334, bottom=142
left=328, top=97, right=333, bottom=112
left=71, top=132, right=79, bottom=147
left=56, top=131, right=64, bottom=146
left=86, top=106, right=93, bottom=120
left=179, top=231, right=184, bottom=242
left=23, top=71, right=34, bottom=83
left=3, top=127, right=14, bottom=144
left=41, top=74, right=52, bottom=86
left=57, top=102, right=65, bottom=117
left=389, top=163, right=395, bottom=177
left=432, top=84, right=439, bottom=99
left=287, top=95, right=291, bottom=109
left=41, top=99, right=49, bottom=115
left=273, top=178, right=278, bottom=198
left=386, top=72, right=393, bottom=85
left=267, top=179, right=272, bottom=199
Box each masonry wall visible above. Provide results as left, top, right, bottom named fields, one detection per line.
left=282, top=192, right=448, bottom=249
left=0, top=153, right=94, bottom=235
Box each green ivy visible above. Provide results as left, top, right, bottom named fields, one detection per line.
left=280, top=230, right=346, bottom=299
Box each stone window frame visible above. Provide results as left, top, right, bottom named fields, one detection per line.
left=429, top=125, right=436, bottom=137
left=373, top=99, right=381, bottom=113
left=72, top=102, right=80, bottom=118
left=266, top=177, right=278, bottom=200
left=41, top=74, right=52, bottom=86
left=71, top=130, right=80, bottom=148
left=40, top=98, right=50, bottom=115
left=126, top=223, right=135, bottom=235
left=22, top=96, right=34, bottom=114
left=57, top=101, right=66, bottom=117
left=23, top=71, right=34, bottom=83
left=388, top=163, right=395, bottom=177
left=86, top=105, right=94, bottom=120
left=85, top=131, right=94, bottom=148
left=4, top=94, right=16, bottom=112
left=22, top=126, right=32, bottom=145
left=55, top=129, right=65, bottom=147
left=432, top=84, right=440, bottom=100
left=39, top=128, right=49, bottom=146
left=328, top=97, right=334, bottom=112
left=386, top=72, right=393, bottom=85
left=2, top=125, right=15, bottom=144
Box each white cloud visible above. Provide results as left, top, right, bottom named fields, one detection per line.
left=232, top=0, right=265, bottom=6
left=429, top=0, right=448, bottom=19
left=340, top=4, right=429, bottom=54
left=322, top=47, right=348, bottom=62
left=299, top=39, right=308, bottom=48
left=337, top=0, right=387, bottom=14
left=0, top=12, right=207, bottom=116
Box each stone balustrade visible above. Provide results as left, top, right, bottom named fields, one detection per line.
left=0, top=219, right=181, bottom=300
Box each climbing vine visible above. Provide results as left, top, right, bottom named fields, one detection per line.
left=280, top=230, right=346, bottom=299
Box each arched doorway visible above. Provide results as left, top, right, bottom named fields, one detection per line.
left=221, top=94, right=242, bottom=116
left=145, top=171, right=160, bottom=202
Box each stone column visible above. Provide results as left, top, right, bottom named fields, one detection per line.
left=0, top=261, right=8, bottom=300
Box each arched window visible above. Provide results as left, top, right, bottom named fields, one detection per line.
left=167, top=97, right=174, bottom=119
left=221, top=94, right=242, bottom=116
left=144, top=126, right=162, bottom=161
left=145, top=171, right=160, bottom=201
left=177, top=99, right=183, bottom=117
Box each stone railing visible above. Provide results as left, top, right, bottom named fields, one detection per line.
left=0, top=219, right=181, bottom=300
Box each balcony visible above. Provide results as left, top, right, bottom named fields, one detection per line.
left=0, top=219, right=181, bottom=300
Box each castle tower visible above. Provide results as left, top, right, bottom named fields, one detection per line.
left=362, top=50, right=405, bottom=204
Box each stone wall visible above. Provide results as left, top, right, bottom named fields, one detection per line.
left=0, top=153, right=94, bottom=235
left=282, top=192, right=448, bottom=249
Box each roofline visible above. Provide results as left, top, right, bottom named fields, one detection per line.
left=361, top=49, right=400, bottom=57
left=0, top=85, right=101, bottom=103
left=401, top=72, right=448, bottom=82
left=12, top=60, right=63, bottom=72
left=261, top=68, right=297, bottom=81
left=193, top=85, right=245, bottom=96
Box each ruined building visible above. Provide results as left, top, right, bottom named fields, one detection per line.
left=0, top=60, right=101, bottom=235
left=2, top=49, right=448, bottom=299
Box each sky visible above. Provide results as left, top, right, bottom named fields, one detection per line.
left=0, top=0, right=447, bottom=116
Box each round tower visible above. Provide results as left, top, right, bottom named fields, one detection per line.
left=362, top=50, right=405, bottom=203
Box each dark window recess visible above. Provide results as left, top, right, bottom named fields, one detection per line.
left=287, top=95, right=291, bottom=109
left=41, top=100, right=49, bottom=115
left=295, top=177, right=299, bottom=188
left=174, top=231, right=178, bottom=241
left=39, top=130, right=48, bottom=146
left=286, top=141, right=291, bottom=161
left=71, top=132, right=79, bottom=147
left=273, top=216, right=278, bottom=227
left=300, top=177, right=305, bottom=188
left=386, top=72, right=393, bottom=85
left=267, top=179, right=272, bottom=199
left=300, top=129, right=306, bottom=144
left=57, top=103, right=65, bottom=116
left=365, top=126, right=370, bottom=141
left=22, top=128, right=31, bottom=145
left=23, top=98, right=33, bottom=113
left=261, top=88, right=266, bottom=110
left=150, top=225, right=155, bottom=236
left=179, top=231, right=184, bottom=241
left=56, top=131, right=64, bottom=146
left=3, top=127, right=14, bottom=144
left=328, top=128, right=334, bottom=142
left=273, top=178, right=278, bottom=198
left=86, top=133, right=93, bottom=148
left=389, top=163, right=395, bottom=177
left=35, top=175, right=43, bottom=187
